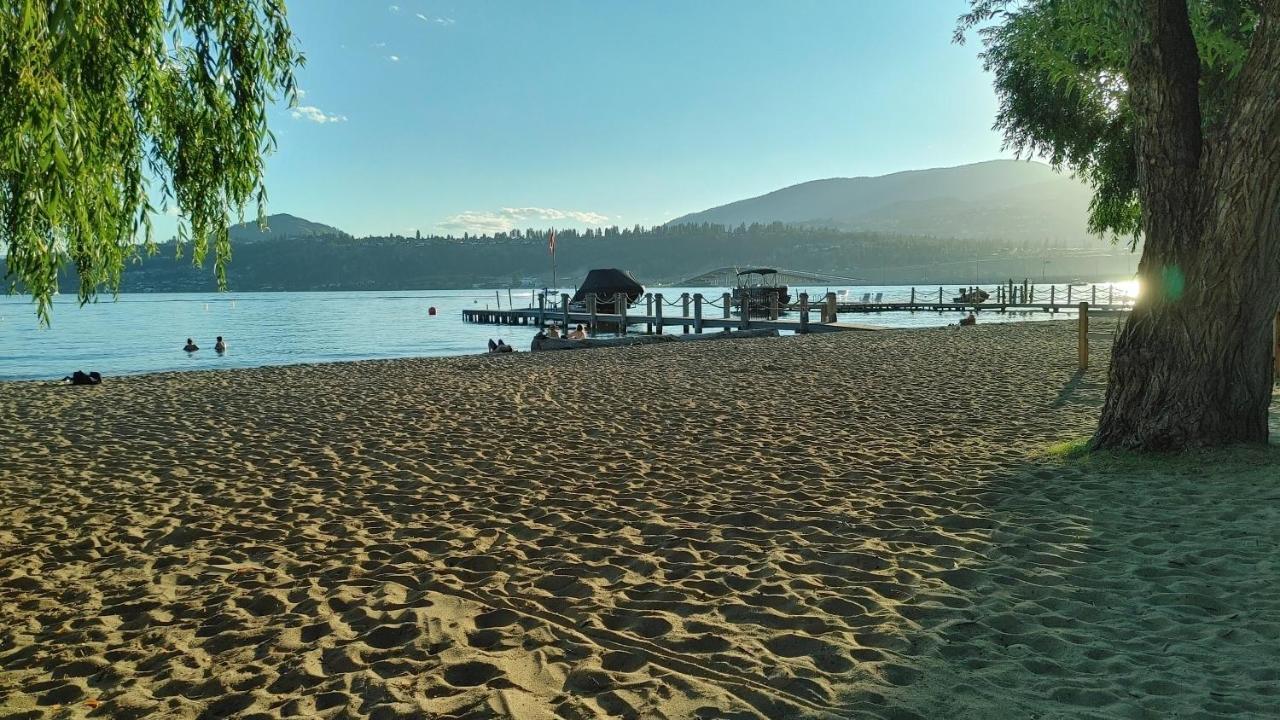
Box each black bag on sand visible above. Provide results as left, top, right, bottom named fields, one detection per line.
left=64, top=371, right=102, bottom=385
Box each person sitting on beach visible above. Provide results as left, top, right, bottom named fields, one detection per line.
left=214, top=336, right=226, bottom=353
left=183, top=338, right=199, bottom=352
left=959, top=312, right=977, bottom=326
left=546, top=324, right=561, bottom=339
left=568, top=323, right=587, bottom=340
left=497, top=340, right=514, bottom=353
left=488, top=338, right=498, bottom=353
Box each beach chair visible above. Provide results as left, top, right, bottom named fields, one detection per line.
left=860, top=293, right=871, bottom=303
left=873, top=292, right=883, bottom=303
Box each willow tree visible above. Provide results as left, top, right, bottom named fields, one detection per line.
left=960, top=0, right=1280, bottom=449
left=1, top=0, right=301, bottom=323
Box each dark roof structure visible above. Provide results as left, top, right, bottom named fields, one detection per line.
left=571, top=268, right=645, bottom=304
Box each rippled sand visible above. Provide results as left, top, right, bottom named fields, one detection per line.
left=1, top=320, right=1277, bottom=719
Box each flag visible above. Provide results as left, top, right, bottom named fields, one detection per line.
left=548, top=229, right=557, bottom=254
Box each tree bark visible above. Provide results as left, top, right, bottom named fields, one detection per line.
left=1092, top=1, right=1280, bottom=450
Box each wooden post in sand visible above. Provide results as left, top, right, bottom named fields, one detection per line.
left=1078, top=302, right=1089, bottom=370
left=1273, top=310, right=1280, bottom=378
left=645, top=293, right=653, bottom=334
left=1050, top=285, right=1057, bottom=312
left=654, top=293, right=664, bottom=335
left=722, top=292, right=731, bottom=333
left=799, top=292, right=809, bottom=333
left=825, top=292, right=837, bottom=324
left=617, top=292, right=628, bottom=335
left=681, top=293, right=691, bottom=334
left=693, top=293, right=704, bottom=333
left=769, top=291, right=779, bottom=321
left=588, top=294, right=599, bottom=337
left=1067, top=285, right=1073, bottom=304
left=561, top=293, right=570, bottom=331
left=739, top=292, right=750, bottom=329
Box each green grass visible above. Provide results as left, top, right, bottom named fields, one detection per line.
left=1045, top=437, right=1091, bottom=459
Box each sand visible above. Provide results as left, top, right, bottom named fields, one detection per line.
left=1, top=320, right=1277, bottom=719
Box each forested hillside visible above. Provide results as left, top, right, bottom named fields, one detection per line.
left=25, top=221, right=1138, bottom=293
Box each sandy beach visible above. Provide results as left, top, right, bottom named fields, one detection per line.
left=1, top=320, right=1277, bottom=719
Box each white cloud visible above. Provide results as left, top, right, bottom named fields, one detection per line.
left=295, top=88, right=307, bottom=99
left=387, top=55, right=400, bottom=62
left=291, top=105, right=347, bottom=124
left=439, top=207, right=611, bottom=234
left=388, top=4, right=400, bottom=12
left=416, top=13, right=455, bottom=25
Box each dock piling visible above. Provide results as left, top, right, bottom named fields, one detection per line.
left=769, top=292, right=779, bottom=321
left=682, top=293, right=691, bottom=334
left=617, top=292, right=628, bottom=335
left=722, top=292, right=731, bottom=333
left=645, top=293, right=653, bottom=334
left=825, top=292, right=837, bottom=324
left=538, top=292, right=546, bottom=326
left=694, top=293, right=704, bottom=333
left=561, top=293, right=571, bottom=332
left=588, top=294, right=598, bottom=337
left=739, top=293, right=750, bottom=329
left=655, top=293, right=664, bottom=335
left=799, top=293, right=810, bottom=333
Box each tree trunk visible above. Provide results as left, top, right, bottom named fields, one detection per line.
left=1092, top=1, right=1280, bottom=450
left=1092, top=224, right=1279, bottom=450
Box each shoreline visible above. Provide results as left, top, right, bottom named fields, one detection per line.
left=4, top=318, right=1278, bottom=719
left=1, top=317, right=1087, bottom=385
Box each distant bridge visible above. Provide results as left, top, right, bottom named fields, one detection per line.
left=675, top=266, right=864, bottom=287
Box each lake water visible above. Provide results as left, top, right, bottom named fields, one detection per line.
left=0, top=283, right=1136, bottom=381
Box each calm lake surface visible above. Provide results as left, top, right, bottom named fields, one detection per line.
left=0, top=284, right=1136, bottom=381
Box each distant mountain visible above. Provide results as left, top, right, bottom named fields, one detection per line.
left=667, top=160, right=1097, bottom=243
left=229, top=213, right=347, bottom=243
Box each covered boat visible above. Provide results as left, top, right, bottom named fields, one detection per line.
left=570, top=268, right=644, bottom=313
left=952, top=287, right=990, bottom=304
left=732, top=268, right=791, bottom=313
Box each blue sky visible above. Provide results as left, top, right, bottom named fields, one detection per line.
left=185, top=1, right=1008, bottom=238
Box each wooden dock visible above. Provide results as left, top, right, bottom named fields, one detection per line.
left=462, top=287, right=1134, bottom=336
left=461, top=307, right=884, bottom=334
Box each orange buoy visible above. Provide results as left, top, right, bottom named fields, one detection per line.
left=428, top=306, right=437, bottom=316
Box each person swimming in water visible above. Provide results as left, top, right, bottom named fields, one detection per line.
left=214, top=336, right=226, bottom=353
left=183, top=338, right=199, bottom=352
